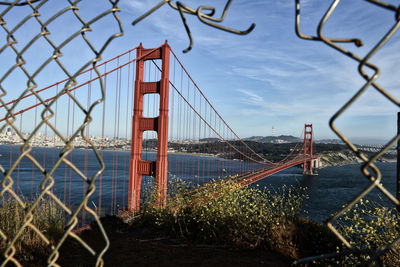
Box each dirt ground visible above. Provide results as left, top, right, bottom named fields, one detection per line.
left=57, top=218, right=294, bottom=267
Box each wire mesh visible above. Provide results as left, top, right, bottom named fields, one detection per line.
left=0, top=1, right=256, bottom=264
left=131, top=0, right=255, bottom=53
left=295, top=0, right=400, bottom=265
left=2, top=0, right=397, bottom=265
left=0, top=0, right=123, bottom=266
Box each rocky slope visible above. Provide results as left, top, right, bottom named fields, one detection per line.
left=319, top=151, right=364, bottom=167
left=318, top=151, right=394, bottom=167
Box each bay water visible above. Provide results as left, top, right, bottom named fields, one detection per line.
left=0, top=145, right=396, bottom=222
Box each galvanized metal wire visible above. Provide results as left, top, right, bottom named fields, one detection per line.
left=0, top=0, right=123, bottom=266
left=0, top=1, right=255, bottom=265
left=295, top=0, right=400, bottom=265
left=2, top=0, right=397, bottom=265
left=132, top=0, right=255, bottom=53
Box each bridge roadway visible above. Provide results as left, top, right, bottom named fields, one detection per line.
left=231, top=156, right=317, bottom=186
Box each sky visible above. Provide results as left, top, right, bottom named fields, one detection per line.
left=1, top=0, right=399, bottom=144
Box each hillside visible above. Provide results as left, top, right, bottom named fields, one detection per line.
left=243, top=135, right=301, bottom=144
left=166, top=139, right=395, bottom=166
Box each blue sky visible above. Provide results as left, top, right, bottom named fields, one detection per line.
left=1, top=0, right=400, bottom=144
left=122, top=0, right=400, bottom=144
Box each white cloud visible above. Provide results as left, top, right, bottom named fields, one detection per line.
left=124, top=0, right=151, bottom=11
left=236, top=88, right=263, bottom=104
left=119, top=0, right=400, bottom=139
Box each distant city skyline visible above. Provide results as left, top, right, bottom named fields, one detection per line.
left=1, top=125, right=391, bottom=146
left=1, top=1, right=399, bottom=146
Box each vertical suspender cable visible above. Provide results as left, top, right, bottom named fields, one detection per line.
left=183, top=77, right=187, bottom=177
left=115, top=59, right=123, bottom=214
left=220, top=121, right=224, bottom=178
left=198, top=94, right=201, bottom=186
left=69, top=89, right=76, bottom=210
left=153, top=62, right=157, bottom=163
left=169, top=57, right=176, bottom=181
left=217, top=115, right=220, bottom=178
left=9, top=126, right=12, bottom=170
left=53, top=84, right=58, bottom=170
left=129, top=59, right=135, bottom=206
left=193, top=84, right=198, bottom=186
left=208, top=106, right=211, bottom=180
left=122, top=53, right=131, bottom=211
left=145, top=62, right=150, bottom=163
left=179, top=68, right=183, bottom=179
left=111, top=59, right=119, bottom=214
left=82, top=69, right=92, bottom=225
left=64, top=92, right=71, bottom=205
left=111, top=71, right=116, bottom=214
left=187, top=77, right=191, bottom=179
left=16, top=113, right=22, bottom=194
left=43, top=110, right=48, bottom=171
left=99, top=63, right=107, bottom=216
left=202, top=99, right=206, bottom=184
left=31, top=99, right=38, bottom=200
left=144, top=62, right=148, bottom=163
left=191, top=83, right=195, bottom=181
left=214, top=112, right=217, bottom=178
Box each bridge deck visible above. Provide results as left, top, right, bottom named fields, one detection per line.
left=232, top=156, right=316, bottom=186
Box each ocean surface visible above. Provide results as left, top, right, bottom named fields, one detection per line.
left=0, top=145, right=397, bottom=222
left=257, top=161, right=397, bottom=222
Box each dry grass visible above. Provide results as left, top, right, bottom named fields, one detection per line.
left=0, top=196, right=64, bottom=264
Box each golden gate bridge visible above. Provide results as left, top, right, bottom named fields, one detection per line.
left=0, top=42, right=317, bottom=224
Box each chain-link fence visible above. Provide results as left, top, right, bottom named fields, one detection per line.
left=0, top=1, right=254, bottom=265
left=1, top=0, right=399, bottom=266
left=295, top=0, right=400, bottom=264
left=138, top=0, right=400, bottom=264
left=0, top=0, right=123, bottom=266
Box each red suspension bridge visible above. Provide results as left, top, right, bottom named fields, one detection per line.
left=0, top=42, right=317, bottom=223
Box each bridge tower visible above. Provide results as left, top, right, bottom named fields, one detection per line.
left=303, top=124, right=313, bottom=175
left=128, top=42, right=170, bottom=213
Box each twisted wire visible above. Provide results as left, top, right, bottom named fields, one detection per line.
left=132, top=0, right=255, bottom=53
left=0, top=0, right=123, bottom=266
left=295, top=0, right=400, bottom=264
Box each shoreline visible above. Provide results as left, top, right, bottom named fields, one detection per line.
left=318, top=151, right=396, bottom=168
left=0, top=143, right=217, bottom=158
left=1, top=143, right=395, bottom=166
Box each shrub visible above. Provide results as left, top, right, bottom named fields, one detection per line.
left=336, top=199, right=400, bottom=265
left=136, top=179, right=340, bottom=259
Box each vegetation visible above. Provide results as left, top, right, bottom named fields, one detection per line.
left=0, top=197, right=64, bottom=265
left=1, top=183, right=400, bottom=266
left=135, top=180, right=341, bottom=260
left=335, top=199, right=400, bottom=265
left=135, top=180, right=400, bottom=265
